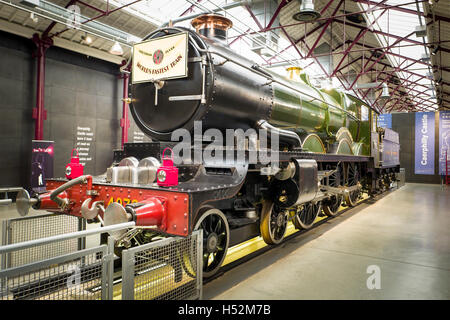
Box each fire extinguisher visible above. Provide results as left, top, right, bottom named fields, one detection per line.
left=65, top=148, right=84, bottom=180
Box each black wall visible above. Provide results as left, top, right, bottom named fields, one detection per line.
left=391, top=112, right=441, bottom=184
left=0, top=31, right=34, bottom=188
left=0, top=31, right=147, bottom=188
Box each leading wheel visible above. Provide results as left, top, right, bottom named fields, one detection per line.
left=260, top=200, right=288, bottom=245
left=292, top=201, right=322, bottom=230
left=193, top=208, right=230, bottom=278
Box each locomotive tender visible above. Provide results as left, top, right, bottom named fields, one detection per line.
left=15, top=14, right=400, bottom=277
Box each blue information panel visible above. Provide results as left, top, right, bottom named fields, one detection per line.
left=438, top=111, right=450, bottom=175
left=414, top=112, right=435, bottom=175
left=377, top=114, right=392, bottom=129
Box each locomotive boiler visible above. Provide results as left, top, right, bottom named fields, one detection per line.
left=131, top=14, right=368, bottom=156
left=12, top=14, right=400, bottom=278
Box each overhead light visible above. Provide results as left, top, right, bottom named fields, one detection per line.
left=29, top=12, right=38, bottom=23
left=420, top=52, right=430, bottom=62
left=109, top=41, right=123, bottom=55
left=431, top=45, right=440, bottom=55
left=355, top=82, right=381, bottom=89
left=414, top=25, right=427, bottom=38
left=81, top=33, right=93, bottom=45
left=380, top=83, right=390, bottom=99
left=292, top=0, right=321, bottom=22
left=21, top=0, right=39, bottom=7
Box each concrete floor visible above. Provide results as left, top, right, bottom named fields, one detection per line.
left=204, top=183, right=450, bottom=300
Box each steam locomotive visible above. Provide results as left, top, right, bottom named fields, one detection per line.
left=15, top=14, right=400, bottom=278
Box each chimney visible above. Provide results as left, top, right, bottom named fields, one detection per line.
left=191, top=14, right=233, bottom=41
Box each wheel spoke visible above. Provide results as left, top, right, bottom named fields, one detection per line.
left=214, top=218, right=222, bottom=234
left=218, top=233, right=226, bottom=246
left=308, top=205, right=313, bottom=223
left=194, top=210, right=230, bottom=277
left=201, top=220, right=209, bottom=236
left=203, top=253, right=210, bottom=267
left=207, top=216, right=214, bottom=233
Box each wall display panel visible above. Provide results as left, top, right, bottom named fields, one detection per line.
left=391, top=112, right=440, bottom=184
left=377, top=114, right=392, bottom=129
left=438, top=111, right=450, bottom=175
left=414, top=112, right=435, bottom=175
left=30, top=140, right=54, bottom=193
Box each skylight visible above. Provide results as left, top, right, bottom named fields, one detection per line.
left=358, top=0, right=437, bottom=111
left=100, top=0, right=321, bottom=81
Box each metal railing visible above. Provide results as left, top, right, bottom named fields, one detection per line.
left=0, top=222, right=130, bottom=300
left=0, top=187, right=22, bottom=206
left=1, top=213, right=85, bottom=269
left=121, top=230, right=203, bottom=300
left=0, top=217, right=202, bottom=300
left=0, top=245, right=110, bottom=300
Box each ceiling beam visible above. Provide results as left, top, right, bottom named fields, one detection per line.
left=349, top=31, right=416, bottom=89
left=333, top=19, right=424, bottom=46
left=265, top=0, right=288, bottom=30
left=331, top=3, right=389, bottom=77
left=0, top=19, right=122, bottom=64
left=305, top=0, right=345, bottom=58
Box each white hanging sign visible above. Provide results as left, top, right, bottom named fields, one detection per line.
left=132, top=32, right=188, bottom=83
